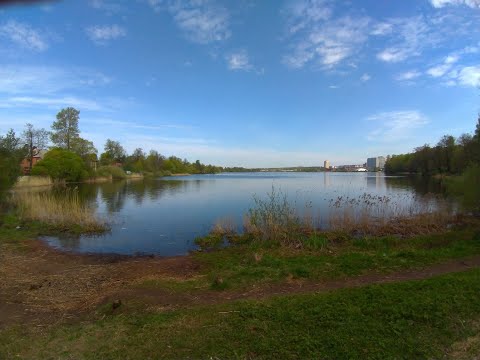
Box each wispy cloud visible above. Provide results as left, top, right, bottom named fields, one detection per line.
left=0, top=65, right=111, bottom=95
left=283, top=2, right=371, bottom=70
left=366, top=110, right=429, bottom=142
left=148, top=0, right=230, bottom=44
left=426, top=54, right=459, bottom=78
left=429, top=0, right=480, bottom=8
left=83, top=118, right=197, bottom=131
left=0, top=96, right=104, bottom=111
left=89, top=0, right=126, bottom=14
left=375, top=16, right=434, bottom=63
left=360, top=73, right=371, bottom=82
left=226, top=50, right=252, bottom=71
left=0, top=20, right=48, bottom=51
left=394, top=70, right=422, bottom=82
left=449, top=66, right=480, bottom=87
left=86, top=24, right=127, bottom=44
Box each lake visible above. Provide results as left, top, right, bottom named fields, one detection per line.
left=42, top=172, right=450, bottom=256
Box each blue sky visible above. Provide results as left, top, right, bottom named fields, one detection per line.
left=0, top=0, right=479, bottom=167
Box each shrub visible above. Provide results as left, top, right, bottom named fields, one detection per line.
left=447, top=165, right=480, bottom=213
left=31, top=148, right=87, bottom=182
left=95, top=166, right=126, bottom=180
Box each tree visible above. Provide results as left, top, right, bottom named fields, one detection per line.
left=22, top=123, right=49, bottom=173
left=31, top=148, right=87, bottom=182
left=101, top=139, right=126, bottom=165
left=436, top=135, right=456, bottom=173
left=0, top=129, right=27, bottom=189
left=71, top=137, right=97, bottom=163
left=145, top=150, right=165, bottom=173
left=51, top=107, right=80, bottom=151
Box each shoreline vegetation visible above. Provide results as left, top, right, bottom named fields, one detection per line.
left=1, top=112, right=480, bottom=358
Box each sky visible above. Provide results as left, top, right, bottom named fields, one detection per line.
left=0, top=0, right=479, bottom=167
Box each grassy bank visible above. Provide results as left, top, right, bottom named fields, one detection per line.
left=1, top=269, right=479, bottom=359
left=178, top=218, right=480, bottom=292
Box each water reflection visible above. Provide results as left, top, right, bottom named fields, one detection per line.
left=43, top=173, right=451, bottom=256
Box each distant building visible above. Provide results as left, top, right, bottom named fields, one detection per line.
left=21, top=148, right=47, bottom=175
left=324, top=160, right=330, bottom=169
left=367, top=156, right=386, bottom=171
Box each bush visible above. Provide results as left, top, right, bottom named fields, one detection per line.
left=95, top=166, right=126, bottom=180
left=31, top=148, right=87, bottom=182
left=447, top=165, right=480, bottom=213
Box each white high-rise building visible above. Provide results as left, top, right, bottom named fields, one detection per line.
left=324, top=160, right=330, bottom=169
left=367, top=156, right=386, bottom=171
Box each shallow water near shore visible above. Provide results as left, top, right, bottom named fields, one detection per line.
left=41, top=172, right=453, bottom=256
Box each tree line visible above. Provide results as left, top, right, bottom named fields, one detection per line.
left=0, top=107, right=223, bottom=187
left=385, top=116, right=480, bottom=175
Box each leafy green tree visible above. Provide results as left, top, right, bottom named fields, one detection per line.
left=125, top=148, right=146, bottom=172
left=51, top=107, right=80, bottom=151
left=145, top=150, right=165, bottom=173
left=0, top=129, right=26, bottom=189
left=101, top=139, right=126, bottom=165
left=22, top=123, right=50, bottom=173
left=31, top=148, right=88, bottom=182
left=71, top=137, right=97, bottom=163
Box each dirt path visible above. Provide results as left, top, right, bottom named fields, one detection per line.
left=112, top=255, right=480, bottom=311
left=1, top=238, right=480, bottom=329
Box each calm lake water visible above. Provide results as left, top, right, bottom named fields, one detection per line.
left=42, top=172, right=450, bottom=256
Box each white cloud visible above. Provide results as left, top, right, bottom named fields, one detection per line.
left=149, top=0, right=230, bottom=44
left=426, top=54, right=459, bottom=77
left=0, top=96, right=104, bottom=112
left=0, top=65, right=111, bottom=95
left=89, top=0, right=126, bottom=13
left=284, top=0, right=332, bottom=35
left=430, top=0, right=480, bottom=8
left=370, top=22, right=393, bottom=36
left=226, top=50, right=252, bottom=71
left=394, top=70, right=422, bottom=81
left=283, top=5, right=371, bottom=69
left=0, top=20, right=48, bottom=51
left=376, top=16, right=433, bottom=63
left=360, top=73, right=371, bottom=82
left=452, top=66, right=480, bottom=87
left=86, top=25, right=126, bottom=44
left=366, top=111, right=429, bottom=142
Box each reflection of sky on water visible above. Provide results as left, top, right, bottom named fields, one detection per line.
left=42, top=172, right=450, bottom=256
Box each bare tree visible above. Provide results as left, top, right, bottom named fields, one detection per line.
left=22, top=123, right=49, bottom=173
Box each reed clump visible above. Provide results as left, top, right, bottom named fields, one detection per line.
left=198, top=187, right=456, bottom=250
left=246, top=186, right=308, bottom=247
left=328, top=193, right=453, bottom=237
left=11, top=188, right=107, bottom=233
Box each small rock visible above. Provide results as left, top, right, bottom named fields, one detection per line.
left=112, top=299, right=122, bottom=310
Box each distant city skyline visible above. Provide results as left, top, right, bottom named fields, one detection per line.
left=0, top=0, right=479, bottom=167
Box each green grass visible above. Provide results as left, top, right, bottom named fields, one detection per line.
left=1, top=269, right=479, bottom=359
left=187, top=225, right=480, bottom=291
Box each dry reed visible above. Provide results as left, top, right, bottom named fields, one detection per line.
left=11, top=188, right=107, bottom=232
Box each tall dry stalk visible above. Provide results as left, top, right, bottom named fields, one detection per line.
left=11, top=188, right=106, bottom=232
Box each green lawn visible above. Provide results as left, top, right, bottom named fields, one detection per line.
left=1, top=269, right=480, bottom=359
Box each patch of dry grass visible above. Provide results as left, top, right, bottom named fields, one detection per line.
left=11, top=188, right=107, bottom=233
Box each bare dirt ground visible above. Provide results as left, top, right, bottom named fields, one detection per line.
left=1, top=238, right=480, bottom=329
